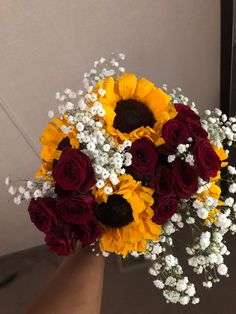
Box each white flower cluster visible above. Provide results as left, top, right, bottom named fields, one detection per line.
left=147, top=244, right=199, bottom=305
left=54, top=54, right=134, bottom=195
left=144, top=215, right=200, bottom=305
left=187, top=229, right=230, bottom=288
left=53, top=79, right=132, bottom=194
left=162, top=85, right=199, bottom=115
left=167, top=140, right=195, bottom=167
left=182, top=188, right=236, bottom=289
left=192, top=196, right=218, bottom=222
left=202, top=108, right=236, bottom=147
left=226, top=166, right=236, bottom=195
left=145, top=169, right=236, bottom=305
left=5, top=177, right=54, bottom=205
left=83, top=53, right=126, bottom=92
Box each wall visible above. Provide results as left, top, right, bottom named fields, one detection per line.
left=0, top=0, right=220, bottom=255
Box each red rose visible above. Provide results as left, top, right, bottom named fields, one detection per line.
left=162, top=119, right=189, bottom=147
left=127, top=138, right=158, bottom=182
left=175, top=103, right=200, bottom=122
left=54, top=184, right=72, bottom=198
left=152, top=193, right=179, bottom=225
left=187, top=120, right=208, bottom=139
left=76, top=218, right=101, bottom=247
left=152, top=166, right=175, bottom=195
left=156, top=144, right=176, bottom=166
left=52, top=148, right=96, bottom=192
left=172, top=158, right=198, bottom=199
left=56, top=192, right=96, bottom=224
left=193, top=138, right=221, bottom=180
left=28, top=197, right=58, bottom=233
left=45, top=224, right=78, bottom=256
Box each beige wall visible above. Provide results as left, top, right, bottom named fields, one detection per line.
left=0, top=0, right=220, bottom=255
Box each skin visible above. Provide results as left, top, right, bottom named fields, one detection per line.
left=25, top=245, right=105, bottom=314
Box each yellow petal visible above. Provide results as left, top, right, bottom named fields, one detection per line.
left=138, top=218, right=162, bottom=239
left=40, top=145, right=57, bottom=162
left=210, top=171, right=221, bottom=182
left=99, top=76, right=119, bottom=110
left=70, top=138, right=79, bottom=149
left=40, top=123, right=62, bottom=146
left=144, top=88, right=171, bottom=120
left=122, top=223, right=143, bottom=242
left=53, top=150, right=62, bottom=160
left=117, top=73, right=137, bottom=100
left=209, top=183, right=222, bottom=199
left=102, top=104, right=116, bottom=127
left=213, top=145, right=228, bottom=168
left=134, top=77, right=155, bottom=101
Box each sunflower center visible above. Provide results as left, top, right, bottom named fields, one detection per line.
left=95, top=194, right=134, bottom=228
left=114, top=99, right=155, bottom=133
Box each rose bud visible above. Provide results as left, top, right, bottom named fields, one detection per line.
left=52, top=148, right=96, bottom=192
left=193, top=137, right=221, bottom=180
left=28, top=197, right=58, bottom=233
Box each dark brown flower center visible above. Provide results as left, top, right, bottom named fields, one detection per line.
left=95, top=194, right=134, bottom=228
left=57, top=137, right=71, bottom=150
left=114, top=99, right=155, bottom=133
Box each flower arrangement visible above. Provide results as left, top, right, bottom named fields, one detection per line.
left=5, top=53, right=236, bottom=305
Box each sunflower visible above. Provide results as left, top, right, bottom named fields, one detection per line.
left=96, top=73, right=177, bottom=145
left=93, top=174, right=162, bottom=256
left=36, top=117, right=79, bottom=179
left=35, top=161, right=53, bottom=180
left=39, top=117, right=79, bottom=163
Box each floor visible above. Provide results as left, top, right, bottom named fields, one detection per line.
left=0, top=238, right=236, bottom=314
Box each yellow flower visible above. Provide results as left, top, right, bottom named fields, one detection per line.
left=35, top=162, right=53, bottom=181
left=213, top=145, right=229, bottom=168
left=205, top=208, right=222, bottom=224
left=36, top=117, right=79, bottom=180
left=96, top=74, right=177, bottom=145
left=197, top=182, right=222, bottom=203
left=95, top=174, right=162, bottom=256
left=197, top=181, right=225, bottom=224
left=39, top=117, right=79, bottom=163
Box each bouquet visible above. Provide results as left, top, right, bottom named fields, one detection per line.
left=6, top=53, right=236, bottom=305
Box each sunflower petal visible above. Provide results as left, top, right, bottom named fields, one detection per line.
left=100, top=77, right=119, bottom=110
left=134, top=77, right=155, bottom=101
left=102, top=104, right=116, bottom=127
left=117, top=73, right=137, bottom=100
left=144, top=88, right=171, bottom=119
